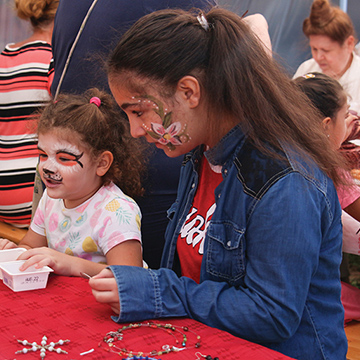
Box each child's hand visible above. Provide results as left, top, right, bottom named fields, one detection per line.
left=344, top=111, right=360, bottom=142
left=0, top=238, right=18, bottom=250
left=17, top=247, right=73, bottom=276
left=89, top=269, right=120, bottom=314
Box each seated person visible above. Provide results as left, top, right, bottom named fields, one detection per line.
left=90, top=8, right=347, bottom=360
left=0, top=89, right=144, bottom=276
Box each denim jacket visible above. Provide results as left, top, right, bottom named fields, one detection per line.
left=110, top=125, right=347, bottom=360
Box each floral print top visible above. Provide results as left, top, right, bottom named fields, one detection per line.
left=31, top=182, right=142, bottom=263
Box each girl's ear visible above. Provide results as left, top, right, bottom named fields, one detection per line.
left=322, top=117, right=332, bottom=133
left=96, top=151, right=113, bottom=177
left=176, top=75, right=201, bottom=108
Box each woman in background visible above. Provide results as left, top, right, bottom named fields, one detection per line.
left=293, top=0, right=359, bottom=114
left=0, top=0, right=58, bottom=227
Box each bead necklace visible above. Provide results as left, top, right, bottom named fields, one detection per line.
left=100, top=322, right=201, bottom=358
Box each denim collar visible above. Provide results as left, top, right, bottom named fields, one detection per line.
left=204, top=125, right=246, bottom=166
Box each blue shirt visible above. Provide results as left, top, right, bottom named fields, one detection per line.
left=110, top=125, right=347, bottom=359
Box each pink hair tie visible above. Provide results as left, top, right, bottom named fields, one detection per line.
left=90, top=96, right=101, bottom=107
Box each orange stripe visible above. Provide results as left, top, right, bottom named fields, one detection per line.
left=0, top=217, right=31, bottom=226
left=0, top=187, right=34, bottom=204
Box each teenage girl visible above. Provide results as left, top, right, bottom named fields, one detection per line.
left=0, top=88, right=144, bottom=276
left=90, top=8, right=348, bottom=360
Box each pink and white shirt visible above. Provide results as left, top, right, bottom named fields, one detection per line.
left=31, top=182, right=142, bottom=263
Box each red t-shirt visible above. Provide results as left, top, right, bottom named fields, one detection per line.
left=176, top=156, right=223, bottom=283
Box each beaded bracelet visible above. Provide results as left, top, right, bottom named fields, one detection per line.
left=99, top=322, right=201, bottom=358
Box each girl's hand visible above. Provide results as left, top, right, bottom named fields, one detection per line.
left=344, top=111, right=360, bottom=141
left=0, top=238, right=18, bottom=250
left=17, top=247, right=73, bottom=276
left=89, top=269, right=120, bottom=314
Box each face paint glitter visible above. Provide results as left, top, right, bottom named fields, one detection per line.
left=136, top=95, right=191, bottom=151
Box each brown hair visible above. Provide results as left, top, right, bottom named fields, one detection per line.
left=293, top=72, right=347, bottom=121
left=14, top=0, right=59, bottom=28
left=303, top=0, right=356, bottom=45
left=107, top=7, right=347, bottom=185
left=37, top=88, right=145, bottom=198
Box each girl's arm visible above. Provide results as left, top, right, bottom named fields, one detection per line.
left=91, top=173, right=342, bottom=343
left=106, top=240, right=143, bottom=267
left=17, top=239, right=143, bottom=276
left=18, top=228, right=47, bottom=249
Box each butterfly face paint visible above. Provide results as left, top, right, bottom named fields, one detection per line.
left=133, top=95, right=191, bottom=151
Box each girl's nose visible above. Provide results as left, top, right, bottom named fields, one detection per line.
left=43, top=168, right=55, bottom=175
left=129, top=120, right=147, bottom=138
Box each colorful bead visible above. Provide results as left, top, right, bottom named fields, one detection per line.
left=101, top=321, right=201, bottom=358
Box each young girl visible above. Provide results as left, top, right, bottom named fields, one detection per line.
left=0, top=88, right=144, bottom=276
left=293, top=72, right=360, bottom=325
left=293, top=72, right=360, bottom=218
left=90, top=8, right=347, bottom=360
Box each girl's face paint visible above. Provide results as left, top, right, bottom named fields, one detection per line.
left=37, top=131, right=103, bottom=208
left=131, top=95, right=191, bottom=151
left=38, top=148, right=84, bottom=181
left=109, top=82, right=204, bottom=158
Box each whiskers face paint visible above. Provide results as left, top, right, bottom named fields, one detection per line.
left=37, top=132, right=103, bottom=208
left=38, top=142, right=84, bottom=176
left=42, top=168, right=63, bottom=183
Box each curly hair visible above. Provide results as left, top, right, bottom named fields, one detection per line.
left=14, top=0, right=59, bottom=28
left=37, top=88, right=145, bottom=198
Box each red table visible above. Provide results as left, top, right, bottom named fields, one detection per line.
left=0, top=274, right=294, bottom=360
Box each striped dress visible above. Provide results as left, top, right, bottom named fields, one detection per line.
left=0, top=41, right=53, bottom=227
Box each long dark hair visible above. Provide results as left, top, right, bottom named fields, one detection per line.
left=38, top=88, right=145, bottom=198
left=293, top=72, right=346, bottom=121
left=108, top=7, right=346, bottom=185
